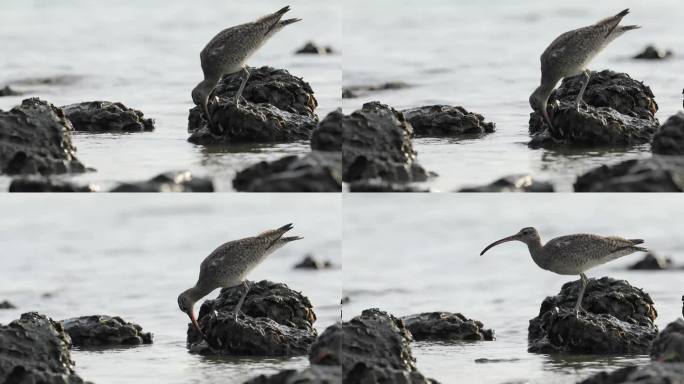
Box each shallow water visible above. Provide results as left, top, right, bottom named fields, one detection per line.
left=0, top=0, right=341, bottom=191
left=0, top=195, right=342, bottom=383
left=343, top=0, right=684, bottom=192
left=343, top=194, right=684, bottom=384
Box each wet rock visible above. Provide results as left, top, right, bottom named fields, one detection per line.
left=0, top=85, right=21, bottom=97
left=653, top=111, right=684, bottom=155
left=311, top=109, right=342, bottom=151
left=529, top=70, right=659, bottom=148
left=110, top=171, right=214, bottom=192
left=574, top=158, right=684, bottom=192
left=0, top=312, right=89, bottom=384
left=342, top=101, right=429, bottom=184
left=0, top=300, right=16, bottom=309
left=528, top=277, right=658, bottom=354
left=342, top=82, right=412, bottom=99
left=294, top=255, right=335, bottom=270
left=188, top=66, right=318, bottom=145
left=233, top=151, right=342, bottom=192
left=634, top=45, right=673, bottom=60
left=342, top=308, right=439, bottom=384
left=310, top=322, right=342, bottom=366
left=295, top=41, right=336, bottom=55
left=579, top=363, right=684, bottom=384
left=61, top=315, right=153, bottom=347
left=459, top=175, right=554, bottom=192
left=651, top=319, right=684, bottom=362
left=349, top=178, right=429, bottom=192
left=401, top=312, right=495, bottom=341
left=186, top=280, right=317, bottom=357
left=61, top=101, right=155, bottom=132
left=402, top=105, right=495, bottom=137
left=243, top=366, right=342, bottom=384
left=9, top=176, right=97, bottom=192
left=628, top=253, right=674, bottom=270
left=0, top=98, right=86, bottom=175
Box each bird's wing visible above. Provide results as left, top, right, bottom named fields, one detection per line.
left=547, top=234, right=642, bottom=264
left=200, top=238, right=255, bottom=271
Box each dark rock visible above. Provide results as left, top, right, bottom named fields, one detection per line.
left=243, top=366, right=342, bottom=384
left=0, top=312, right=90, bottom=384
left=188, top=66, right=318, bottom=145
left=311, top=109, right=342, bottom=151
left=295, top=41, right=336, bottom=55
left=310, top=322, right=342, bottom=366
left=579, top=363, right=684, bottom=384
left=653, top=112, right=684, bottom=155
left=61, top=315, right=153, bottom=347
left=634, top=45, right=673, bottom=60
left=0, top=98, right=86, bottom=175
left=110, top=171, right=214, bottom=192
left=342, top=101, right=429, bottom=184
left=528, top=277, right=658, bottom=354
left=628, top=253, right=674, bottom=270
left=186, top=280, right=317, bottom=357
left=349, top=178, right=429, bottom=192
left=401, top=312, right=495, bottom=341
left=294, top=255, right=335, bottom=270
left=459, top=175, right=554, bottom=192
left=342, top=82, right=411, bottom=99
left=0, top=300, right=16, bottom=309
left=9, top=176, right=97, bottom=192
left=574, top=158, right=684, bottom=192
left=402, top=105, right=495, bottom=137
left=651, top=319, right=684, bottom=362
left=342, top=308, right=439, bottom=384
left=61, top=101, right=155, bottom=132
left=233, top=151, right=342, bottom=192
left=529, top=70, right=659, bottom=148
left=0, top=85, right=21, bottom=97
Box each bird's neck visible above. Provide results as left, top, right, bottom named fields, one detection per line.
left=533, top=81, right=556, bottom=107
left=526, top=238, right=548, bottom=270
left=184, top=284, right=213, bottom=304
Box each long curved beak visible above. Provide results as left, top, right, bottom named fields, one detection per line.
left=187, top=310, right=202, bottom=335
left=480, top=235, right=517, bottom=256
left=542, top=109, right=554, bottom=131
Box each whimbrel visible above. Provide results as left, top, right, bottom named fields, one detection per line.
left=529, top=9, right=640, bottom=132
left=177, top=223, right=302, bottom=334
left=480, top=227, right=647, bottom=314
left=191, top=6, right=301, bottom=123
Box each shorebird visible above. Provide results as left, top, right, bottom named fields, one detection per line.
left=529, top=9, right=640, bottom=132
left=191, top=6, right=301, bottom=123
left=177, top=223, right=302, bottom=334
left=480, top=227, right=647, bottom=314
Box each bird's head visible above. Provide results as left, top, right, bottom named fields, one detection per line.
left=177, top=290, right=202, bottom=334
left=529, top=88, right=553, bottom=130
left=191, top=81, right=214, bottom=122
left=480, top=227, right=540, bottom=256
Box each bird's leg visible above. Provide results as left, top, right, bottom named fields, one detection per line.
left=233, top=280, right=251, bottom=320
left=575, top=70, right=591, bottom=110
left=574, top=273, right=588, bottom=316
left=234, top=67, right=251, bottom=109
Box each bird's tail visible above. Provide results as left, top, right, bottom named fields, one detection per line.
left=619, top=25, right=641, bottom=32
left=629, top=239, right=648, bottom=252
left=281, top=236, right=304, bottom=243
left=279, top=18, right=302, bottom=27
left=599, top=8, right=632, bottom=37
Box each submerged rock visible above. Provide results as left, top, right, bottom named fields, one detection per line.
left=651, top=319, right=684, bottom=362
left=233, top=151, right=341, bottom=192
left=0, top=300, right=16, bottom=309
left=633, top=45, right=673, bottom=60
left=349, top=179, right=429, bottom=192
left=311, top=109, right=343, bottom=152
left=459, top=175, right=554, bottom=192
left=0, top=85, right=21, bottom=97
left=188, top=66, right=318, bottom=145
left=342, top=101, right=429, bottom=184
left=628, top=253, right=674, bottom=270
left=402, top=105, right=495, bottom=137
left=110, top=171, right=214, bottom=192
left=294, top=255, right=335, bottom=270
left=401, top=312, right=495, bottom=341
left=62, top=101, right=155, bottom=132
left=186, top=280, right=317, bottom=357
left=574, top=158, right=684, bottom=192
left=529, top=70, right=659, bottom=148
left=579, top=363, right=684, bottom=384
left=0, top=312, right=89, bottom=384
left=342, top=308, right=438, bottom=384
left=528, top=277, right=658, bottom=354
left=652, top=112, right=684, bottom=155
left=9, top=176, right=97, bottom=192
left=295, top=41, right=336, bottom=55
left=62, top=315, right=153, bottom=347
left=0, top=98, right=86, bottom=175
left=342, top=82, right=411, bottom=99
